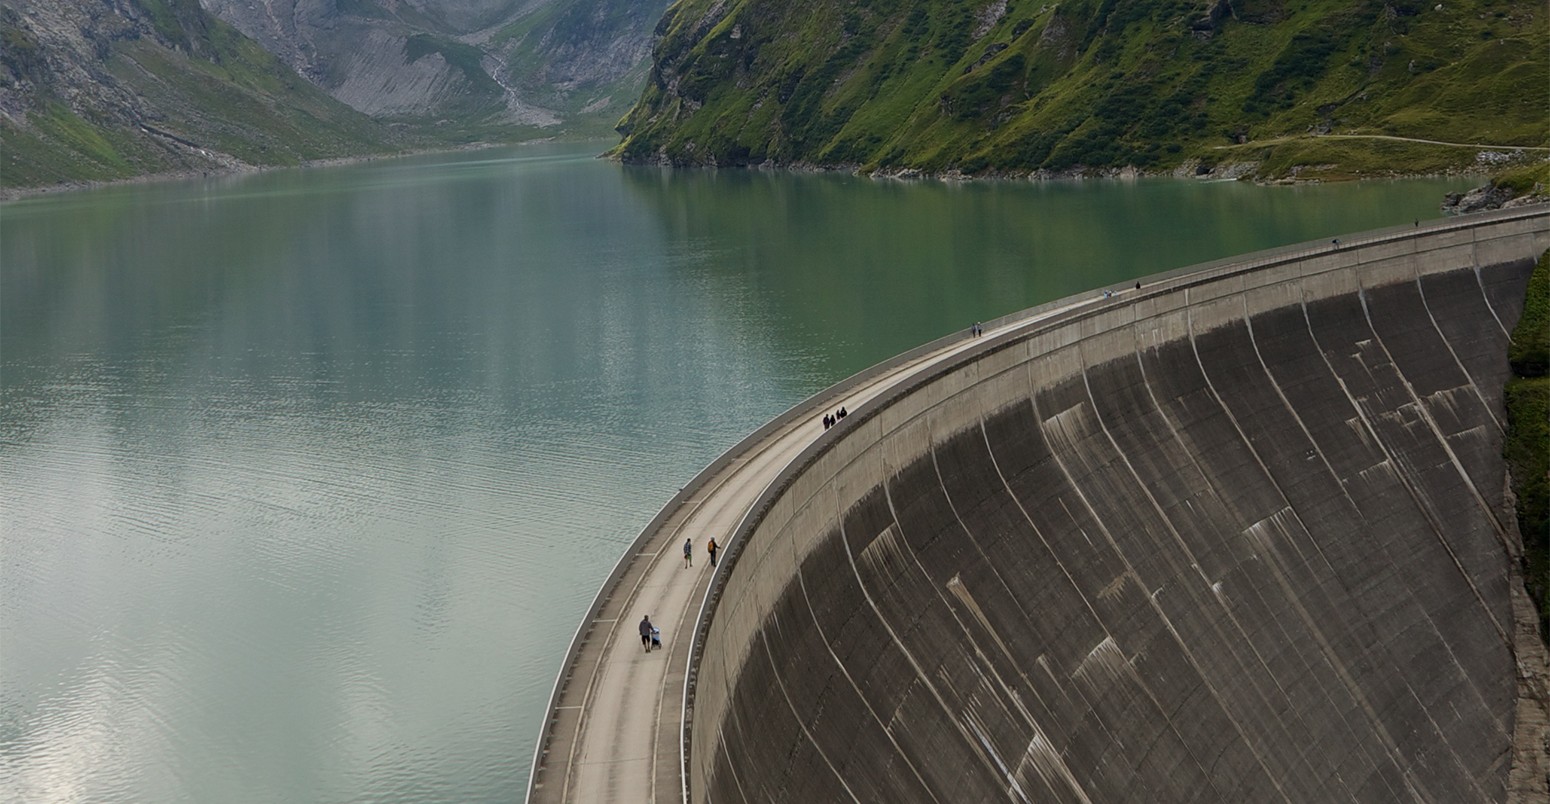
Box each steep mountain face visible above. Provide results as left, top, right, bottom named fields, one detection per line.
left=613, top=0, right=1548, bottom=177
left=197, top=0, right=670, bottom=135
left=0, top=0, right=394, bottom=190
left=487, top=0, right=665, bottom=127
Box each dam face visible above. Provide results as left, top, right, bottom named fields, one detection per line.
left=689, top=213, right=1547, bottom=802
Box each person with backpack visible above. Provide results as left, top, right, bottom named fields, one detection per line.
left=707, top=537, right=719, bottom=567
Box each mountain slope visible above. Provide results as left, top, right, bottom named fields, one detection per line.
left=1, top=0, right=396, bottom=190
left=487, top=0, right=667, bottom=133
left=613, top=0, right=1548, bottom=177
left=198, top=0, right=670, bottom=137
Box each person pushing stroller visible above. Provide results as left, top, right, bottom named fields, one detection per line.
left=639, top=615, right=656, bottom=653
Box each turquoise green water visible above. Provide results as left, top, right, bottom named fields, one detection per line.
left=0, top=142, right=1471, bottom=800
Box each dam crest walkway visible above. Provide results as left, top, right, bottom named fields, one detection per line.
left=526, top=207, right=1549, bottom=804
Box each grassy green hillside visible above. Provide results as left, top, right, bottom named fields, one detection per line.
left=1, top=0, right=397, bottom=191
left=1507, top=250, right=1548, bottom=634
left=614, top=0, right=1548, bottom=178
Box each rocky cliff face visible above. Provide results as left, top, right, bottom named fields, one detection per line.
left=613, top=0, right=1548, bottom=178
left=0, top=0, right=393, bottom=190
left=196, top=0, right=669, bottom=132
left=1, top=0, right=670, bottom=189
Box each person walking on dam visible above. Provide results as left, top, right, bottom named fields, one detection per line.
left=707, top=537, right=719, bottom=567
left=639, top=615, right=654, bottom=653
left=683, top=537, right=693, bottom=568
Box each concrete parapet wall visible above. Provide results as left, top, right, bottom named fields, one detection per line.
left=689, top=209, right=1549, bottom=802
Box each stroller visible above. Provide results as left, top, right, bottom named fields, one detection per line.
left=651, top=626, right=662, bottom=650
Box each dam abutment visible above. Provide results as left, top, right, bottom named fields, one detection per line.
left=688, top=208, right=1549, bottom=802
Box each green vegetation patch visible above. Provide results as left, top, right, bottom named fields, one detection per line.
left=3, top=0, right=399, bottom=192
left=1, top=105, right=145, bottom=189
left=1512, top=249, right=1550, bottom=375
left=105, top=19, right=395, bottom=166
left=1507, top=250, right=1549, bottom=636
left=332, top=0, right=391, bottom=20
left=614, top=0, right=1549, bottom=178
left=405, top=34, right=502, bottom=93
left=1494, top=160, right=1550, bottom=196
left=1224, top=136, right=1488, bottom=180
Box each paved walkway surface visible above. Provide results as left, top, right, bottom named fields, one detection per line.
left=528, top=234, right=1367, bottom=804
left=527, top=304, right=1097, bottom=804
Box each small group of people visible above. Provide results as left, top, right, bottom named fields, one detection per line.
left=1101, top=282, right=1143, bottom=300
left=970, top=322, right=984, bottom=337
left=822, top=406, right=848, bottom=430
left=644, top=536, right=724, bottom=654
left=684, top=536, right=718, bottom=567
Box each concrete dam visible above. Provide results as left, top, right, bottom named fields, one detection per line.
left=681, top=209, right=1548, bottom=803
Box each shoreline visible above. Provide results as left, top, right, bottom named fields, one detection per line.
left=611, top=151, right=1506, bottom=186
left=0, top=138, right=589, bottom=203
left=4, top=140, right=1526, bottom=204
left=609, top=153, right=1550, bottom=210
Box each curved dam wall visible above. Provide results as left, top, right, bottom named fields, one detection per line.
left=688, top=209, right=1548, bottom=803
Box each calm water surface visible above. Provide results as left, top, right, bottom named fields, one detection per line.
left=0, top=143, right=1470, bottom=801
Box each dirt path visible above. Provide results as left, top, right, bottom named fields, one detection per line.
left=1218, top=133, right=1550, bottom=152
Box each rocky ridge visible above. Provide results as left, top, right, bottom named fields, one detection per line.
left=0, top=0, right=394, bottom=190
left=197, top=0, right=670, bottom=134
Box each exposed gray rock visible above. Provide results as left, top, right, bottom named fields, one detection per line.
left=196, top=0, right=669, bottom=130
left=0, top=0, right=393, bottom=190
left=1443, top=181, right=1547, bottom=214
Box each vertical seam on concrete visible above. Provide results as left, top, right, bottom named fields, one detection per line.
left=1299, top=286, right=1502, bottom=801
left=1022, top=353, right=1285, bottom=801
left=1067, top=325, right=1296, bottom=803
left=865, top=431, right=1089, bottom=802
left=1348, top=275, right=1516, bottom=733
left=1471, top=230, right=1515, bottom=340
left=1471, top=264, right=1514, bottom=339
left=875, top=481, right=1035, bottom=803
left=839, top=500, right=1016, bottom=800
left=1243, top=299, right=1377, bottom=512
left=1184, top=296, right=1424, bottom=799
left=1238, top=297, right=1430, bottom=801
left=755, top=625, right=863, bottom=803
left=930, top=426, right=1081, bottom=704
left=1138, top=317, right=1336, bottom=776
left=793, top=536, right=943, bottom=801
left=928, top=426, right=1101, bottom=804
left=1412, top=273, right=1507, bottom=433
left=1353, top=273, right=1511, bottom=546
left=973, top=403, right=1166, bottom=791
left=1336, top=279, right=1512, bottom=650
left=714, top=718, right=751, bottom=804
left=1352, top=279, right=1515, bottom=585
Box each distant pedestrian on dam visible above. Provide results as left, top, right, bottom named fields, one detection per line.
left=683, top=538, right=693, bottom=568
left=708, top=538, right=719, bottom=567
left=639, top=615, right=654, bottom=653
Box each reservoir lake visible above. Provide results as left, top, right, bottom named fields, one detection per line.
left=0, top=142, right=1472, bottom=801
